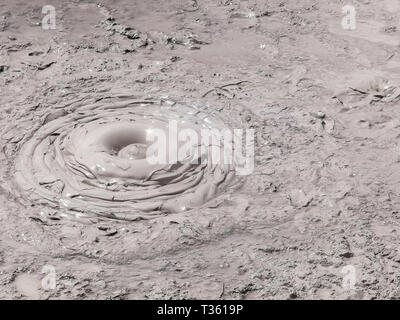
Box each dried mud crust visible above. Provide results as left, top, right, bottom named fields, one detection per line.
left=1, top=0, right=400, bottom=299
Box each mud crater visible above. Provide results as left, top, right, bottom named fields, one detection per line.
left=8, top=96, right=241, bottom=221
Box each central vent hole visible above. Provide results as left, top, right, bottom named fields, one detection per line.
left=117, top=143, right=148, bottom=160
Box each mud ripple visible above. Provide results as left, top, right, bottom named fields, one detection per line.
left=6, top=96, right=240, bottom=220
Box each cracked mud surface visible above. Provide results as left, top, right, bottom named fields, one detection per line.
left=2, top=0, right=400, bottom=299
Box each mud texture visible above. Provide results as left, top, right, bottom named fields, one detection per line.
left=13, top=96, right=238, bottom=220
left=2, top=0, right=400, bottom=300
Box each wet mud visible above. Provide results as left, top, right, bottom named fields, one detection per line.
left=2, top=0, right=400, bottom=299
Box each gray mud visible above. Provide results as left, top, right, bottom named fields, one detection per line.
left=1, top=0, right=400, bottom=299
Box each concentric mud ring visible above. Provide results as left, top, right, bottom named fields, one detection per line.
left=13, top=96, right=240, bottom=220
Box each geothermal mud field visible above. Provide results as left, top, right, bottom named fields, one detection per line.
left=2, top=0, right=400, bottom=300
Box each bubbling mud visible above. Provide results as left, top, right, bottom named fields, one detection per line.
left=13, top=96, right=239, bottom=220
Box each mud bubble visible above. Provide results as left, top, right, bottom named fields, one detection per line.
left=11, top=96, right=243, bottom=220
